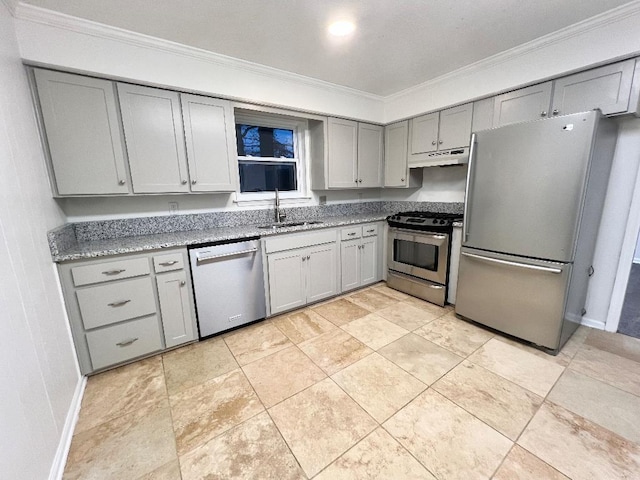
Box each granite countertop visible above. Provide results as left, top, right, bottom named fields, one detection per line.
left=52, top=213, right=389, bottom=262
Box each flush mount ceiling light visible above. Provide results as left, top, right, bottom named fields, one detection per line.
left=328, top=21, right=356, bottom=36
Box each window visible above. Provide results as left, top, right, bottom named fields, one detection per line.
left=234, top=111, right=308, bottom=202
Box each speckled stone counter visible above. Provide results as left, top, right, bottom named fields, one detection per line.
left=49, top=201, right=464, bottom=262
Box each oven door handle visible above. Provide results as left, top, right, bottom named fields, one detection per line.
left=389, top=228, right=448, bottom=243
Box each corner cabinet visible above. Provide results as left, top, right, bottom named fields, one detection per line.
left=492, top=82, right=553, bottom=127
left=32, top=69, right=130, bottom=196
left=340, top=224, right=381, bottom=292
left=383, top=121, right=422, bottom=188
left=58, top=248, right=197, bottom=374
left=264, top=229, right=339, bottom=315
left=321, top=118, right=383, bottom=189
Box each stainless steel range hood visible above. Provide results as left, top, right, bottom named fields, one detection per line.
left=409, top=146, right=469, bottom=168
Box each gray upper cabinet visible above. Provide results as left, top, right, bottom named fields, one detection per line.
left=493, top=81, right=553, bottom=127
left=472, top=97, right=495, bottom=133
left=409, top=112, right=439, bottom=155
left=180, top=94, right=236, bottom=192
left=33, top=69, right=130, bottom=196
left=357, top=123, right=383, bottom=188
left=438, top=104, right=473, bottom=150
left=326, top=118, right=383, bottom=189
left=327, top=117, right=358, bottom=188
left=118, top=84, right=190, bottom=193
left=384, top=121, right=421, bottom=188
left=551, top=59, right=636, bottom=116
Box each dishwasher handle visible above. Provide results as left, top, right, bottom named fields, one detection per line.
left=195, top=247, right=258, bottom=265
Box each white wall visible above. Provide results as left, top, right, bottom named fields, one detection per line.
left=635, top=230, right=640, bottom=264
left=0, top=3, right=80, bottom=479
left=583, top=117, right=640, bottom=329
left=384, top=2, right=640, bottom=122
left=381, top=166, right=467, bottom=203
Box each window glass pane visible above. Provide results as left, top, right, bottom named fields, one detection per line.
left=236, top=124, right=294, bottom=158
left=393, top=239, right=438, bottom=271
left=239, top=160, right=297, bottom=193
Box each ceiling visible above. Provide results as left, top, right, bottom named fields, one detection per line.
left=20, top=0, right=634, bottom=96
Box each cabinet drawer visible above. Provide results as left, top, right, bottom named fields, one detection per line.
left=341, top=226, right=362, bottom=241
left=153, top=252, right=184, bottom=273
left=362, top=224, right=378, bottom=237
left=72, top=257, right=150, bottom=287
left=77, top=277, right=157, bottom=329
left=86, top=315, right=163, bottom=370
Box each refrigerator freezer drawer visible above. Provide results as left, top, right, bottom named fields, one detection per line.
left=455, top=248, right=571, bottom=350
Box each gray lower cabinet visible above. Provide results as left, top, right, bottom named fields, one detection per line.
left=32, top=69, right=130, bottom=196
left=58, top=248, right=197, bottom=374
left=340, top=224, right=380, bottom=292
left=265, top=229, right=339, bottom=315
left=117, top=84, right=191, bottom=193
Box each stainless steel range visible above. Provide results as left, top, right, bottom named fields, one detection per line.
left=387, top=211, right=462, bottom=306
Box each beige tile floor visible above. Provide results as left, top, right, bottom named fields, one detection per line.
left=63, top=283, right=640, bottom=480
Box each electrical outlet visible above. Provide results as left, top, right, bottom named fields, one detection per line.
left=168, top=202, right=179, bottom=215
left=319, top=195, right=327, bottom=205
left=358, top=193, right=363, bottom=201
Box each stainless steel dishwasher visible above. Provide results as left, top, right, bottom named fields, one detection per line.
left=189, top=238, right=266, bottom=338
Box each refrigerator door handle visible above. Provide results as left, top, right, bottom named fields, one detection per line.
left=461, top=251, right=563, bottom=274
left=462, top=133, right=477, bottom=241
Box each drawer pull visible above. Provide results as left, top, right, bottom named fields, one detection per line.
left=159, top=261, right=178, bottom=266
left=366, top=229, right=375, bottom=233
left=102, top=269, right=126, bottom=275
left=116, top=337, right=139, bottom=347
left=347, top=232, right=357, bottom=236
left=108, top=299, right=131, bottom=307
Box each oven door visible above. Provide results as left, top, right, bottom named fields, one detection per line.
left=388, top=228, right=449, bottom=285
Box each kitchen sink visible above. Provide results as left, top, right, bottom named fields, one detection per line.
left=257, top=221, right=324, bottom=229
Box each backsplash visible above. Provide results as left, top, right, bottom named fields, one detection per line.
left=48, top=201, right=464, bottom=253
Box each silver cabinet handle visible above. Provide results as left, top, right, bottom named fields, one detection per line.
left=118, top=179, right=126, bottom=185
left=366, top=229, right=375, bottom=233
left=438, top=140, right=443, bottom=144
left=552, top=109, right=560, bottom=115
left=180, top=280, right=186, bottom=286
left=302, top=256, right=306, bottom=262
left=541, top=111, right=548, bottom=117
left=347, top=232, right=356, bottom=236
left=181, top=180, right=187, bottom=185
left=102, top=269, right=125, bottom=275
left=462, top=133, right=476, bottom=241
left=428, top=234, right=446, bottom=240
left=192, top=180, right=197, bottom=185
left=159, top=261, right=178, bottom=266
left=108, top=299, right=131, bottom=307
left=431, top=140, right=436, bottom=146
left=429, top=285, right=444, bottom=289
left=461, top=252, right=563, bottom=274
left=307, top=255, right=311, bottom=260
left=400, top=178, right=405, bottom=182
left=358, top=179, right=362, bottom=183
left=116, top=337, right=138, bottom=347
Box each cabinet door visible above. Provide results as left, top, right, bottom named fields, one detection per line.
left=340, top=240, right=360, bottom=292
left=156, top=270, right=196, bottom=348
left=268, top=250, right=306, bottom=315
left=181, top=94, right=236, bottom=192
left=493, top=82, right=553, bottom=127
left=306, top=243, right=338, bottom=304
left=360, top=236, right=378, bottom=286
left=409, top=112, right=439, bottom=155
left=118, top=84, right=190, bottom=193
left=438, top=103, right=473, bottom=150
left=33, top=69, right=129, bottom=195
left=384, top=121, right=409, bottom=187
left=472, top=97, right=494, bottom=133
left=328, top=117, right=358, bottom=188
left=357, top=123, right=383, bottom=188
left=551, top=59, right=635, bottom=116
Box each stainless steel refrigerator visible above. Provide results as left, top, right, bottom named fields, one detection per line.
left=455, top=111, right=617, bottom=353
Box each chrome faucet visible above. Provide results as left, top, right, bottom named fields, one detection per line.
left=275, top=189, right=286, bottom=223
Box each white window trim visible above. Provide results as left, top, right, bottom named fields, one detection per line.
left=233, top=111, right=310, bottom=204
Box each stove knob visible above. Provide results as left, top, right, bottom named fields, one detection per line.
left=432, top=219, right=438, bottom=224
left=440, top=219, right=446, bottom=224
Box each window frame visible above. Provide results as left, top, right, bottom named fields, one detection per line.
left=234, top=111, right=309, bottom=204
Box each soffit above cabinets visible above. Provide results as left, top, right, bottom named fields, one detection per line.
left=18, top=0, right=633, bottom=96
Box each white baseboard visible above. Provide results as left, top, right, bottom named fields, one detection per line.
left=581, top=316, right=606, bottom=330
left=49, top=376, right=86, bottom=480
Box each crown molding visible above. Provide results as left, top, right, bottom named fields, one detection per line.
left=385, top=0, right=640, bottom=103
left=13, top=3, right=383, bottom=102
left=2, top=0, right=17, bottom=16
